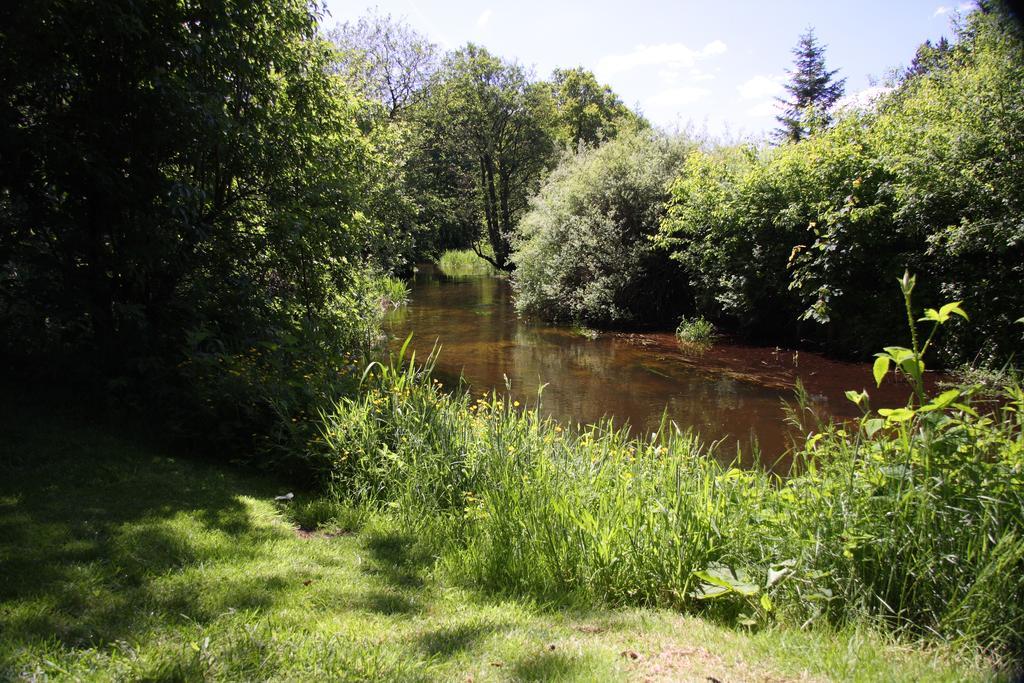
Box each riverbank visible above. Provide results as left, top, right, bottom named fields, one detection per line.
left=387, top=267, right=938, bottom=461
left=0, top=400, right=1001, bottom=681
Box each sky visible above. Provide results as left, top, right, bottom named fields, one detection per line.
left=321, top=0, right=974, bottom=139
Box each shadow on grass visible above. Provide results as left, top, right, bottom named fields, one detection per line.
left=362, top=530, right=431, bottom=589
left=510, top=649, right=591, bottom=681
left=0, top=406, right=288, bottom=648
left=418, top=621, right=507, bottom=658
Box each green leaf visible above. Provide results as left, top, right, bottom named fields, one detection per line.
left=879, top=407, right=915, bottom=423
left=872, top=356, right=890, bottom=387
left=845, top=390, right=868, bottom=407
left=919, top=388, right=960, bottom=412
left=690, top=583, right=731, bottom=600
left=883, top=346, right=915, bottom=363
left=939, top=301, right=968, bottom=322
left=863, top=418, right=885, bottom=438
left=693, top=564, right=760, bottom=597
left=898, top=358, right=925, bottom=382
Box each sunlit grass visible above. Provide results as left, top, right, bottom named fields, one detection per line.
left=437, top=248, right=499, bottom=278
left=675, top=315, right=718, bottom=345
left=312, top=346, right=1024, bottom=670
left=377, top=274, right=410, bottom=309
left=0, top=400, right=998, bottom=681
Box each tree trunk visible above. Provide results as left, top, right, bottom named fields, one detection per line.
left=480, top=154, right=509, bottom=270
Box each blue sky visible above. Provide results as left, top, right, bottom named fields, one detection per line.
left=322, top=0, right=973, bottom=138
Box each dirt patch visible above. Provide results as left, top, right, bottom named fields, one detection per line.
left=630, top=645, right=819, bottom=683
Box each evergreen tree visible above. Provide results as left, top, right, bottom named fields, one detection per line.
left=774, top=28, right=846, bottom=143
left=904, top=37, right=952, bottom=80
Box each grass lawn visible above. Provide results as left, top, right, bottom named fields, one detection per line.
left=0, top=402, right=1001, bottom=681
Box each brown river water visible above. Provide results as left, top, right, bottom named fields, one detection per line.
left=385, top=266, right=923, bottom=467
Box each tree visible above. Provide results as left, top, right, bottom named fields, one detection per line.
left=904, top=37, right=953, bottom=80
left=0, top=0, right=397, bottom=419
left=548, top=67, right=642, bottom=146
left=774, top=28, right=846, bottom=143
left=425, top=45, right=557, bottom=270
left=327, top=11, right=438, bottom=118
left=513, top=129, right=692, bottom=325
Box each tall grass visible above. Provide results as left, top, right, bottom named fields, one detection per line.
left=379, top=274, right=410, bottom=309
left=308, top=289, right=1024, bottom=660
left=436, top=249, right=499, bottom=278
left=676, top=315, right=718, bottom=345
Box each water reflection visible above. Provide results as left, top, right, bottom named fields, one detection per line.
left=386, top=266, right=916, bottom=466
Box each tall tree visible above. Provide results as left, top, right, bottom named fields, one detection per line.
left=903, top=37, right=953, bottom=81
left=774, top=28, right=846, bottom=143
left=425, top=45, right=557, bottom=270
left=548, top=67, right=642, bottom=146
left=0, top=0, right=389, bottom=374
left=327, top=11, right=438, bottom=118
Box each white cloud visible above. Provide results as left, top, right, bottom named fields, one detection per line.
left=737, top=74, right=785, bottom=101
left=643, top=87, right=708, bottom=111
left=835, top=85, right=894, bottom=111
left=475, top=9, right=492, bottom=29
left=595, top=40, right=727, bottom=78
left=934, top=3, right=972, bottom=16
left=746, top=100, right=781, bottom=118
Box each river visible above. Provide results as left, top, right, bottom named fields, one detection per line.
left=385, top=266, right=918, bottom=467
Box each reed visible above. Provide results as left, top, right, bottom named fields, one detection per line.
left=436, top=249, right=499, bottom=278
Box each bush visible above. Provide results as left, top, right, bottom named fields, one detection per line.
left=511, top=129, right=693, bottom=326
left=657, top=8, right=1024, bottom=363
left=178, top=267, right=402, bottom=474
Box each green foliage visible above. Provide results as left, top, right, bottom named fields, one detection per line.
left=659, top=8, right=1024, bottom=363
left=436, top=249, right=500, bottom=279
left=676, top=316, right=718, bottom=345
left=548, top=67, right=645, bottom=146
left=0, top=0, right=415, bottom=462
left=417, top=45, right=558, bottom=270
left=512, top=129, right=693, bottom=326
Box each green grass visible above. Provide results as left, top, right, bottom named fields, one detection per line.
left=0, top=402, right=1001, bottom=681
left=437, top=248, right=500, bottom=278
left=378, top=274, right=411, bottom=310
left=312, top=347, right=1024, bottom=669
left=675, top=315, right=718, bottom=345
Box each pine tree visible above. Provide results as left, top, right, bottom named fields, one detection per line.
left=774, top=29, right=846, bottom=143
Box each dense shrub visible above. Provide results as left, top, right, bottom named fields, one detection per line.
left=658, top=8, right=1024, bottom=363
left=0, top=0, right=408, bottom=464
left=511, top=129, right=693, bottom=326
